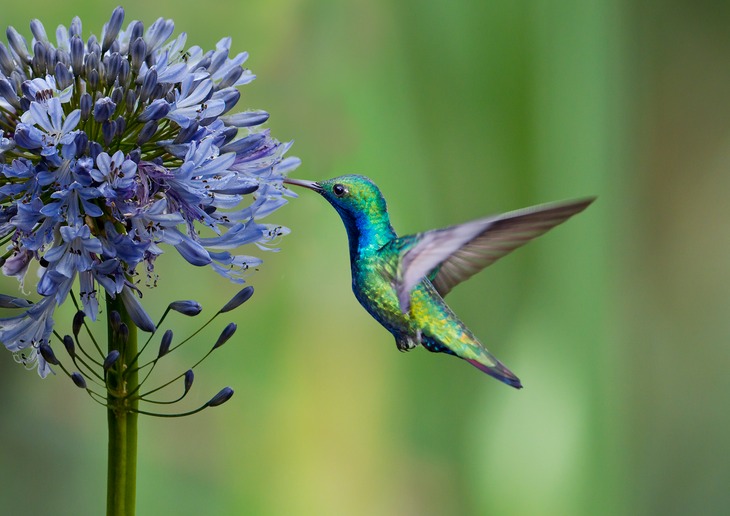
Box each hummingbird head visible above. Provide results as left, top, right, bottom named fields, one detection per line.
left=284, top=174, right=389, bottom=222
left=284, top=174, right=395, bottom=255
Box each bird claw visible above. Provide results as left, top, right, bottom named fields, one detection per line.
left=395, top=329, right=421, bottom=352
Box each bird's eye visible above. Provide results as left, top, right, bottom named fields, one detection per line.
left=332, top=183, right=348, bottom=197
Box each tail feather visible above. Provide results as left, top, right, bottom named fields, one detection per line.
left=465, top=358, right=523, bottom=389
left=420, top=334, right=522, bottom=389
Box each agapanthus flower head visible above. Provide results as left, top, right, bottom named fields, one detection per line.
left=0, top=7, right=299, bottom=376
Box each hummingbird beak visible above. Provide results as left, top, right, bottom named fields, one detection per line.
left=283, top=177, right=323, bottom=193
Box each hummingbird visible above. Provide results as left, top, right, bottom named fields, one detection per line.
left=284, top=175, right=594, bottom=389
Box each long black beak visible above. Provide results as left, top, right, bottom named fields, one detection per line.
left=283, top=177, right=323, bottom=193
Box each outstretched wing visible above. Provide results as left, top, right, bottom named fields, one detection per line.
left=395, top=197, right=595, bottom=313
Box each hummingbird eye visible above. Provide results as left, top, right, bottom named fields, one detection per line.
left=332, top=183, right=348, bottom=197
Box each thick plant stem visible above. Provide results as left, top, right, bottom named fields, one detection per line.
left=106, top=293, right=139, bottom=516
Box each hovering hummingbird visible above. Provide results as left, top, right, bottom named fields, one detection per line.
left=284, top=175, right=594, bottom=389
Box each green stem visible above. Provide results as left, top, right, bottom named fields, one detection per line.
left=106, top=293, right=139, bottom=516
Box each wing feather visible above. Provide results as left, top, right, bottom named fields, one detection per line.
left=396, top=197, right=595, bottom=312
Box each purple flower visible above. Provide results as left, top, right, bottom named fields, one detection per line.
left=0, top=7, right=299, bottom=376
left=18, top=98, right=80, bottom=157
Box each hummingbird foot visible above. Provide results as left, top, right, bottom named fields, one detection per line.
left=395, top=329, right=421, bottom=352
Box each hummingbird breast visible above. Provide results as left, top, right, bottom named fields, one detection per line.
left=351, top=252, right=409, bottom=334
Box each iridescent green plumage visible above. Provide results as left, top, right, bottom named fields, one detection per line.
left=285, top=174, right=594, bottom=389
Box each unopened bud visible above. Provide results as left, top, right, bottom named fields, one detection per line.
left=103, top=350, right=120, bottom=370
left=183, top=369, right=194, bottom=393
left=168, top=300, right=202, bottom=317
left=71, top=372, right=87, bottom=388
left=158, top=329, right=173, bottom=358
left=219, top=286, right=254, bottom=313
left=213, top=322, right=237, bottom=350
left=118, top=323, right=129, bottom=345
left=72, top=310, right=85, bottom=337
left=93, top=97, right=116, bottom=123
left=39, top=343, right=59, bottom=366
left=109, top=311, right=121, bottom=331
left=206, top=387, right=234, bottom=407
left=62, top=335, right=75, bottom=358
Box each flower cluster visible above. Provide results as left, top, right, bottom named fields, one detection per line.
left=0, top=7, right=299, bottom=377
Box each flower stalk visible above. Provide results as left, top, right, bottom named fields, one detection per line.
left=105, top=293, right=138, bottom=516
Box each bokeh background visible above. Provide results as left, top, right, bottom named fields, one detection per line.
left=0, top=0, right=727, bottom=514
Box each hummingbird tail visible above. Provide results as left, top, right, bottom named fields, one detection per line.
left=465, top=359, right=523, bottom=389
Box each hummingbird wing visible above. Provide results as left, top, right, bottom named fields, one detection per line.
left=395, top=197, right=595, bottom=313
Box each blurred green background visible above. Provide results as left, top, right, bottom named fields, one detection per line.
left=0, top=0, right=728, bottom=514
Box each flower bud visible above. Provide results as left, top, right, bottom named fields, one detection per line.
left=31, top=42, right=47, bottom=76
left=79, top=92, right=92, bottom=120
left=127, top=148, right=141, bottom=163
left=145, top=18, right=175, bottom=54
left=183, top=369, right=194, bottom=393
left=219, top=126, right=238, bottom=146
left=158, top=329, right=173, bottom=358
left=88, top=69, right=100, bottom=89
left=140, top=68, right=157, bottom=102
left=71, top=372, right=87, bottom=388
left=217, top=67, right=244, bottom=90
left=0, top=78, right=20, bottom=109
left=70, top=36, right=84, bottom=74
left=109, top=310, right=122, bottom=331
left=222, top=110, right=269, bottom=127
left=168, top=300, right=202, bottom=316
left=118, top=323, right=129, bottom=345
left=138, top=98, right=170, bottom=122
left=39, top=343, right=60, bottom=366
left=72, top=310, right=85, bottom=336
left=118, top=59, right=130, bottom=86
left=206, top=387, right=233, bottom=407
left=125, top=89, right=137, bottom=113
left=210, top=184, right=258, bottom=195
left=115, top=115, right=126, bottom=136
left=0, top=43, right=15, bottom=76
left=213, top=322, right=236, bottom=350
left=217, top=87, right=240, bottom=115
left=221, top=133, right=265, bottom=155
left=54, top=61, right=73, bottom=90
left=88, top=140, right=102, bottom=160
left=102, top=6, right=125, bottom=54
left=127, top=21, right=144, bottom=47
left=63, top=335, right=75, bottom=358
left=219, top=286, right=254, bottom=313
left=102, top=120, right=116, bottom=146
left=30, top=19, right=48, bottom=43
left=56, top=48, right=71, bottom=68
left=84, top=50, right=98, bottom=78
left=93, top=97, right=116, bottom=123
left=87, top=37, right=100, bottom=58
left=111, top=85, right=124, bottom=106
left=130, top=37, right=146, bottom=73
left=137, top=120, right=158, bottom=145
left=105, top=53, right=122, bottom=85
left=69, top=16, right=82, bottom=38
left=174, top=121, right=199, bottom=144
left=103, top=350, right=120, bottom=370
left=108, top=39, right=120, bottom=55
left=6, top=26, right=30, bottom=63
